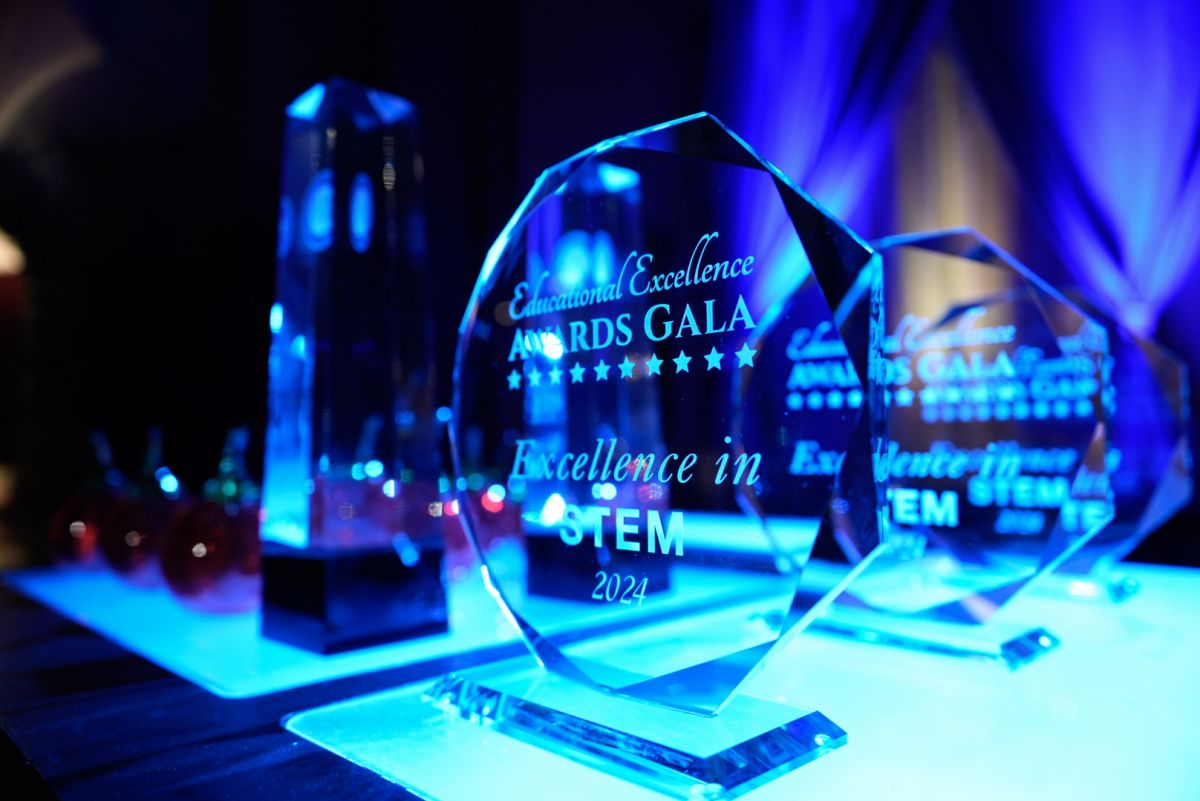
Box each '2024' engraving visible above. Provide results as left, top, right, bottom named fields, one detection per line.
left=592, top=571, right=648, bottom=606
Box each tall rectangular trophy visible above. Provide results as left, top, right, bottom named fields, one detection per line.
left=260, top=78, right=446, bottom=653
left=438, top=113, right=888, bottom=798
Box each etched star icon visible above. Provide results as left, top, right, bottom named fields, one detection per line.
left=549, top=366, right=563, bottom=385
left=594, top=359, right=611, bottom=381
left=506, top=369, right=522, bottom=390
left=619, top=356, right=635, bottom=379
left=569, top=362, right=586, bottom=383
left=645, top=353, right=663, bottom=376
left=704, top=347, right=723, bottom=370
left=673, top=350, right=692, bottom=373
left=734, top=342, right=757, bottom=367
left=528, top=366, right=542, bottom=386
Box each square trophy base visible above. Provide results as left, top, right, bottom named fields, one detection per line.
left=425, top=657, right=845, bottom=800
left=812, top=605, right=1059, bottom=669
left=261, top=542, right=448, bottom=654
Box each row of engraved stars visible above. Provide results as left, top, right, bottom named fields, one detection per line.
left=783, top=386, right=985, bottom=412
left=506, top=343, right=758, bottom=389
left=786, top=388, right=1096, bottom=416
left=919, top=398, right=1097, bottom=423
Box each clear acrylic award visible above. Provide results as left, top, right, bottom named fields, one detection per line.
left=1048, top=299, right=1191, bottom=601
left=260, top=79, right=447, bottom=653
left=436, top=113, right=887, bottom=798
left=824, top=228, right=1114, bottom=665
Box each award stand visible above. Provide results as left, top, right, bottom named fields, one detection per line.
left=816, top=229, right=1114, bottom=666
left=814, top=595, right=1062, bottom=667
left=441, top=113, right=887, bottom=797
left=429, top=657, right=843, bottom=800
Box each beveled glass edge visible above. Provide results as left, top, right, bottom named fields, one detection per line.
left=425, top=671, right=846, bottom=800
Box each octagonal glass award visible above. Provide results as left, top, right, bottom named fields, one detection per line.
left=824, top=229, right=1113, bottom=665
left=1048, top=301, right=1191, bottom=601
left=435, top=113, right=886, bottom=798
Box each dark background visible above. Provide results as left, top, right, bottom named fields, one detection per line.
left=0, top=0, right=1195, bottom=566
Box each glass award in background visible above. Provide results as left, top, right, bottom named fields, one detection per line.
left=824, top=228, right=1113, bottom=666
left=96, top=428, right=182, bottom=588
left=437, top=113, right=887, bottom=798
left=1046, top=300, right=1192, bottom=601
left=260, top=78, right=447, bottom=653
left=160, top=427, right=262, bottom=614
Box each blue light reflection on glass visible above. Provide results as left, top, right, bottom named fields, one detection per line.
left=302, top=169, right=335, bottom=253
left=596, top=163, right=640, bottom=192
left=551, top=230, right=590, bottom=289
left=349, top=172, right=374, bottom=253
left=397, top=541, right=421, bottom=568
left=287, top=82, right=326, bottom=120
left=537, top=493, right=566, bottom=526
left=366, top=90, right=414, bottom=125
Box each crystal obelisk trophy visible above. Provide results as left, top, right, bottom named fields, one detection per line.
left=260, top=79, right=447, bottom=653
left=435, top=113, right=887, bottom=798
left=515, top=160, right=676, bottom=601
left=824, top=229, right=1114, bottom=665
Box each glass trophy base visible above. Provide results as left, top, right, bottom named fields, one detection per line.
left=1032, top=571, right=1141, bottom=603
left=261, top=542, right=448, bottom=654
left=813, top=605, right=1059, bottom=669
left=425, top=657, right=845, bottom=800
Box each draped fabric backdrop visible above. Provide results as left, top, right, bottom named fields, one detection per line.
left=710, top=0, right=947, bottom=308
left=954, top=0, right=1200, bottom=335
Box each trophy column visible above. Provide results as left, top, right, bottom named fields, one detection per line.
left=260, top=78, right=446, bottom=654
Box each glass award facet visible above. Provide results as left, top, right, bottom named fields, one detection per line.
left=444, top=113, right=886, bottom=798
left=825, top=228, right=1113, bottom=665
left=260, top=79, right=447, bottom=653
left=1048, top=302, right=1192, bottom=601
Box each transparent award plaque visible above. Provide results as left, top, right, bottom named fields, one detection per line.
left=1047, top=300, right=1192, bottom=601
left=439, top=113, right=887, bottom=798
left=260, top=79, right=447, bottom=653
left=823, top=228, right=1114, bottom=666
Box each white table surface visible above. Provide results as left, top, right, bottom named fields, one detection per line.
left=286, top=562, right=1200, bottom=801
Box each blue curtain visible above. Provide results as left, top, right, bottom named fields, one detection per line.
left=711, top=0, right=947, bottom=307
left=954, top=0, right=1200, bottom=335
